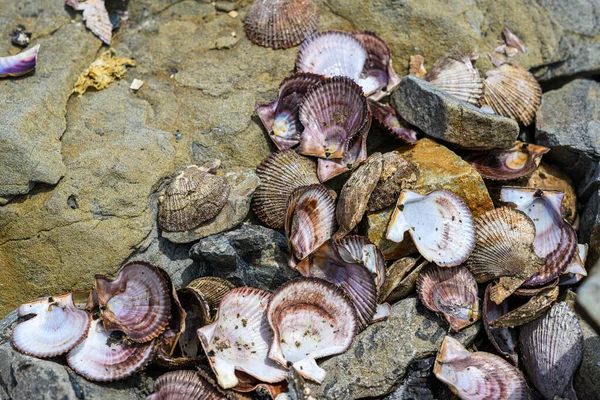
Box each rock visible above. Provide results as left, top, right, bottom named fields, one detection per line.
left=574, top=315, right=600, bottom=399
left=189, top=224, right=299, bottom=291
left=579, top=189, right=600, bottom=265
left=162, top=168, right=259, bottom=244
left=384, top=357, right=452, bottom=400
left=307, top=296, right=481, bottom=399
left=578, top=262, right=600, bottom=332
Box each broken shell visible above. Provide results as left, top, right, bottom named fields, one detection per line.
left=386, top=190, right=476, bottom=267
left=95, top=261, right=171, bottom=343
left=505, top=46, right=519, bottom=57
left=187, top=276, right=236, bottom=321
left=489, top=286, right=558, bottom=328
left=560, top=243, right=588, bottom=285
left=65, top=0, right=112, bottom=44
left=267, top=278, right=358, bottom=383
left=252, top=150, right=320, bottom=229
left=513, top=279, right=559, bottom=297
left=424, top=51, right=483, bottom=105
left=416, top=264, right=480, bottom=331
left=335, top=235, right=386, bottom=289
left=502, top=27, right=526, bottom=53
left=177, top=288, right=211, bottom=358
left=0, top=44, right=39, bottom=77
left=487, top=51, right=507, bottom=67
left=297, top=76, right=370, bottom=159
left=316, top=126, right=369, bottom=182
left=368, top=99, right=418, bottom=144
left=379, top=258, right=427, bottom=303
left=519, top=302, right=583, bottom=400
left=409, top=55, right=427, bottom=78
left=146, top=370, right=227, bottom=400
left=465, top=142, right=549, bottom=181
left=67, top=319, right=155, bottom=382
left=12, top=293, right=91, bottom=358
left=434, top=336, right=529, bottom=400
left=158, top=163, right=230, bottom=232
left=367, top=152, right=419, bottom=212
left=480, top=64, right=541, bottom=126
left=483, top=284, right=518, bottom=365
left=285, top=184, right=336, bottom=269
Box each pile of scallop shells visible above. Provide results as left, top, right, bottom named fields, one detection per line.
left=9, top=1, right=593, bottom=399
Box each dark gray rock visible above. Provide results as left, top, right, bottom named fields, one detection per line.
left=579, top=189, right=600, bottom=265
left=574, top=316, right=600, bottom=399
left=392, top=76, right=519, bottom=150
left=384, top=357, right=452, bottom=400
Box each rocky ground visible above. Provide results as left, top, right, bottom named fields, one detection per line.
left=0, top=0, right=599, bottom=399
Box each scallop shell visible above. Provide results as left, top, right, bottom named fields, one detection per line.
left=267, top=278, right=358, bottom=383
left=244, top=0, right=319, bottom=50
left=480, top=64, right=541, bottom=126
left=368, top=99, right=418, bottom=144
left=489, top=286, right=558, bottom=328
left=12, top=293, right=91, bottom=358
left=386, top=190, right=476, bottom=267
left=177, top=288, right=211, bottom=358
left=95, top=261, right=171, bottom=343
left=379, top=258, right=427, bottom=303
left=335, top=235, right=386, bottom=290
left=483, top=284, right=518, bottom=365
left=409, top=55, right=427, bottom=78
left=488, top=51, right=507, bottom=68
left=285, top=184, right=336, bottom=268
left=367, top=152, right=419, bottom=212
left=158, top=163, right=230, bottom=232
left=466, top=142, right=549, bottom=181
left=513, top=279, right=559, bottom=297
left=297, top=76, right=370, bottom=159
left=187, top=276, right=236, bottom=321
left=424, top=51, right=483, bottom=105
left=335, top=152, right=383, bottom=238
left=503, top=27, right=526, bottom=53
left=434, top=336, right=529, bottom=400
left=67, top=319, right=155, bottom=382
left=146, top=370, right=227, bottom=400
left=0, top=44, right=39, bottom=77
left=65, top=0, right=112, bottom=44
left=316, top=124, right=369, bottom=182
left=519, top=302, right=583, bottom=400
left=560, top=243, right=588, bottom=285
left=416, top=264, right=480, bottom=332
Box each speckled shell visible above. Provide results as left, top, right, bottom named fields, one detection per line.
left=187, top=277, right=236, bottom=321
left=489, top=286, right=558, bottom=328
left=466, top=142, right=549, bottom=181
left=379, top=258, right=427, bottom=303
left=176, top=288, right=211, bottom=358
left=146, top=370, right=227, bottom=400
left=66, top=0, right=112, bottom=44
left=316, top=122, right=369, bottom=182
left=367, top=152, right=419, bottom=212
left=252, top=150, right=319, bottom=229
left=244, top=0, right=319, bottom=50
left=434, top=336, right=529, bottom=400
left=368, top=99, right=418, bottom=144
left=519, top=302, right=583, bottom=400
left=480, top=64, right=541, bottom=126
left=503, top=27, right=526, bottom=53
left=12, top=293, right=91, bottom=358
left=409, top=55, right=427, bottom=78
left=0, top=44, right=39, bottom=77
left=267, top=278, right=358, bottom=383
left=417, top=264, right=480, bottom=332
left=158, top=164, right=230, bottom=232
left=95, top=261, right=171, bottom=343
left=424, top=51, right=483, bottom=104
left=483, top=284, right=518, bottom=365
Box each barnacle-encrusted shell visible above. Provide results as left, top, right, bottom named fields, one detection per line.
left=0, top=44, right=39, bottom=77
left=187, top=276, right=236, bottom=320
left=368, top=100, right=418, bottom=144
left=253, top=150, right=319, bottom=229
left=67, top=319, right=155, bottom=382
left=158, top=163, right=230, bottom=232
left=424, top=51, right=483, bottom=105
left=409, top=55, right=427, bottom=78
left=95, top=261, right=171, bottom=343
left=417, top=264, right=480, bottom=331
left=146, top=370, right=227, bottom=400
left=267, top=278, right=358, bottom=383
left=503, top=27, right=526, bottom=53
left=480, top=64, right=541, bottom=126
left=489, top=286, right=558, bottom=328
left=65, top=0, right=112, bottom=44
left=434, top=336, right=529, bottom=400
left=316, top=125, right=369, bottom=182
left=483, top=284, right=518, bottom=365
left=387, top=190, right=476, bottom=267
left=519, top=302, right=583, bottom=400
left=379, top=258, right=427, bottom=303
left=466, top=142, right=549, bottom=181
left=367, top=152, right=419, bottom=212
left=176, top=288, right=211, bottom=358
left=12, top=293, right=91, bottom=358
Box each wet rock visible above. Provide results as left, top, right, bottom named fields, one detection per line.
left=392, top=76, right=519, bottom=150
left=574, top=316, right=600, bottom=399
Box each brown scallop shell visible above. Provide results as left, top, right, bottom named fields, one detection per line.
left=466, top=142, right=549, bottom=181
left=367, top=152, right=419, bottom=212
left=379, top=258, right=428, bottom=303
left=489, top=286, right=558, bottom=329
left=147, top=370, right=227, bottom=400
left=483, top=284, right=519, bottom=365
left=424, top=51, right=483, bottom=105
left=187, top=276, right=236, bottom=321
left=368, top=99, right=418, bottom=144
left=409, top=55, right=427, bottom=78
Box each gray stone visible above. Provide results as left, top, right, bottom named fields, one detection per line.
left=307, top=296, right=481, bottom=400
left=579, top=189, right=600, bottom=265
left=384, top=357, right=452, bottom=400
left=189, top=224, right=299, bottom=291
left=392, top=76, right=519, bottom=150
left=574, top=316, right=600, bottom=399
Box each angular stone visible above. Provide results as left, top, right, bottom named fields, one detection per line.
left=392, top=76, right=519, bottom=150
left=384, top=357, right=452, bottom=400
left=579, top=189, right=600, bottom=265
left=574, top=315, right=600, bottom=399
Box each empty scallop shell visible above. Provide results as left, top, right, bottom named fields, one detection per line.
left=285, top=184, right=336, bottom=268
left=316, top=124, right=369, bottom=182
left=489, top=286, right=558, bottom=328
left=480, top=64, right=541, bottom=126
left=560, top=243, right=588, bottom=285
left=434, top=336, right=529, bottom=400
left=12, top=293, right=91, bottom=358
left=67, top=318, right=155, bottom=382
left=502, top=27, right=526, bottom=53
left=297, top=76, right=370, bottom=160
left=519, top=302, right=583, bottom=400
left=368, top=99, right=418, bottom=144
left=0, top=44, right=39, bottom=77
left=386, top=190, right=476, bottom=267
left=252, top=150, right=320, bottom=229
left=409, top=55, right=427, bottom=78
left=65, top=0, right=112, bottom=44
left=267, top=278, right=358, bottom=383
left=367, top=152, right=419, bottom=212
left=158, top=163, right=230, bottom=232
left=379, top=258, right=427, bottom=303
left=177, top=288, right=211, bottom=358
left=335, top=235, right=386, bottom=289
left=466, top=142, right=549, bottom=181
left=95, top=261, right=171, bottom=343
left=197, top=287, right=287, bottom=389
left=483, top=284, right=518, bottom=365
left=146, top=370, right=227, bottom=400
left=424, top=51, right=483, bottom=105
left=187, top=276, right=236, bottom=321
left=417, top=264, right=480, bottom=331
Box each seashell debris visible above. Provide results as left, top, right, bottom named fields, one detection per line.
left=0, top=44, right=39, bottom=78
left=65, top=0, right=112, bottom=44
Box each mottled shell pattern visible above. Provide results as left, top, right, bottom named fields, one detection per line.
left=483, top=284, right=519, bottom=365
left=367, top=151, right=419, bottom=212
left=368, top=99, right=418, bottom=144
left=424, top=51, right=483, bottom=105
left=0, top=44, right=39, bottom=77
left=65, top=0, right=112, bottom=44
left=489, top=286, right=558, bottom=329
left=146, top=370, right=227, bottom=400
left=466, top=142, right=549, bottom=181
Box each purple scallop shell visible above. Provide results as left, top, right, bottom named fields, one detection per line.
left=0, top=44, right=39, bottom=77
left=368, top=99, right=418, bottom=144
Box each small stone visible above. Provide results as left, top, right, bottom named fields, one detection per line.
left=228, top=10, right=238, bottom=18
left=130, top=78, right=144, bottom=91
left=574, top=311, right=600, bottom=399
left=212, top=36, right=239, bottom=50
left=579, top=189, right=600, bottom=265
left=214, top=1, right=238, bottom=12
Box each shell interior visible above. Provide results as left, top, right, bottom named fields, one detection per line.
left=187, top=276, right=236, bottom=321
left=316, top=124, right=369, bottom=182
left=502, top=27, right=526, bottom=53
left=466, top=142, right=549, bottom=181
left=424, top=51, right=483, bottom=104
left=177, top=288, right=211, bottom=358
left=0, top=44, right=39, bottom=77
left=409, top=54, right=427, bottom=78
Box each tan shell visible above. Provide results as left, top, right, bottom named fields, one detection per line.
left=367, top=151, right=419, bottom=212
left=147, top=370, right=227, bottom=400
left=187, top=277, right=236, bottom=321
left=424, top=51, right=483, bottom=104
left=503, top=27, right=526, bottom=53
left=379, top=258, right=428, bottom=303
left=409, top=55, right=427, bottom=78
left=489, top=286, right=558, bottom=329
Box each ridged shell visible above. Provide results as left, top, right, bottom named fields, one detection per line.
left=335, top=152, right=383, bottom=238
left=0, top=44, right=39, bottom=77
left=187, top=277, right=236, bottom=321
left=424, top=51, right=483, bottom=105
left=146, top=370, right=227, bottom=400
left=65, top=0, right=112, bottom=44
left=316, top=123, right=369, bottom=182
left=12, top=293, right=91, bottom=358
left=95, top=261, right=171, bottom=343
left=267, top=278, right=358, bottom=383
left=368, top=99, right=418, bottom=144
left=285, top=184, right=336, bottom=268
left=503, top=27, right=526, bottom=53
left=480, top=64, right=541, bottom=126
left=244, top=0, right=319, bottom=50
left=559, top=243, right=588, bottom=285
left=335, top=235, right=386, bottom=290
left=409, top=55, right=427, bottom=78
left=466, top=142, right=549, bottom=181
left=158, top=164, right=230, bottom=232
left=519, top=302, right=583, bottom=400
left=416, top=264, right=480, bottom=332
left=379, top=258, right=427, bottom=303
left=489, top=286, right=558, bottom=328
left=67, top=319, right=155, bottom=382
left=367, top=152, right=419, bottom=212
left=434, top=336, right=529, bottom=400
left=513, top=279, right=558, bottom=297
left=252, top=150, right=319, bottom=229
left=297, top=76, right=370, bottom=159
left=387, top=190, right=476, bottom=267
left=483, top=284, right=518, bottom=365
left=177, top=288, right=211, bottom=358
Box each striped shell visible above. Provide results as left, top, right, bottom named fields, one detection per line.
left=483, top=284, right=518, bottom=365
left=316, top=123, right=369, bottom=182
left=424, top=51, right=483, bottom=105
left=335, top=235, right=386, bottom=290
left=559, top=243, right=588, bottom=285
left=367, top=152, right=419, bottom=212
left=65, top=0, right=112, bottom=44
left=466, top=142, right=549, bottom=180
left=368, top=99, right=418, bottom=144
left=0, top=44, right=39, bottom=77
left=146, top=370, right=227, bottom=400
left=186, top=276, right=236, bottom=320
left=489, top=286, right=558, bottom=329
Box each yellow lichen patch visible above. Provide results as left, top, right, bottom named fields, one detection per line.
left=73, top=49, right=135, bottom=96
